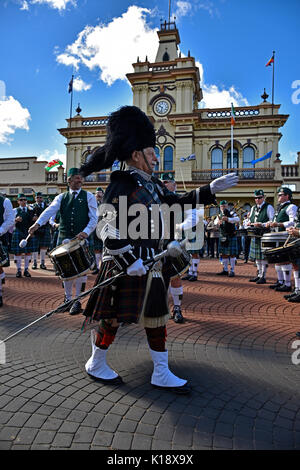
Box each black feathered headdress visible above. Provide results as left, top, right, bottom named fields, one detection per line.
left=79, top=106, right=156, bottom=177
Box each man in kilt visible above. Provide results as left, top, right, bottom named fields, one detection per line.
left=91, top=187, right=104, bottom=275
left=266, top=187, right=297, bottom=292
left=31, top=192, right=52, bottom=270
left=79, top=105, right=238, bottom=393
left=0, top=193, right=14, bottom=306
left=11, top=194, right=39, bottom=278
left=29, top=169, right=97, bottom=315
left=247, top=189, right=274, bottom=284
left=285, top=206, right=300, bottom=302
left=215, top=200, right=240, bottom=277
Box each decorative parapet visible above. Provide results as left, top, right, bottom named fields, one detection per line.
left=206, top=108, right=260, bottom=119
left=82, top=117, right=108, bottom=127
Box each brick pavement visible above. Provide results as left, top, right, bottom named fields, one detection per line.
left=0, top=257, right=299, bottom=450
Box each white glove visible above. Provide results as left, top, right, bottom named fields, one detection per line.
left=210, top=172, right=238, bottom=194
left=127, top=258, right=148, bottom=277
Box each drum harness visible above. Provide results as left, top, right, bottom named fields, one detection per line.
left=1, top=239, right=187, bottom=343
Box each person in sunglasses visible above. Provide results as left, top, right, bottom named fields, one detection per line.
left=247, top=189, right=274, bottom=284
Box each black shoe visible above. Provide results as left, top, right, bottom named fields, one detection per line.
left=23, top=269, right=31, bottom=278
left=173, top=306, right=184, bottom=324
left=189, top=275, right=198, bottom=282
left=249, top=276, right=260, bottom=282
left=284, top=290, right=298, bottom=300
left=275, top=284, right=292, bottom=292
left=69, top=300, right=82, bottom=315
left=288, top=292, right=300, bottom=302
left=16, top=270, right=22, bottom=278
left=0, top=297, right=3, bottom=307
left=296, top=332, right=300, bottom=338
left=87, top=373, right=124, bottom=385
left=217, top=270, right=228, bottom=276
left=256, top=277, right=266, bottom=284
left=269, top=282, right=283, bottom=289
left=152, top=381, right=191, bottom=395
left=40, top=263, right=47, bottom=270
left=2, top=277, right=5, bottom=284
left=228, top=271, right=235, bottom=277
left=92, top=268, right=100, bottom=275
left=244, top=260, right=248, bottom=263
left=32, top=262, right=37, bottom=270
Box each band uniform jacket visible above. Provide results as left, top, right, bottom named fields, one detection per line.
left=83, top=169, right=216, bottom=327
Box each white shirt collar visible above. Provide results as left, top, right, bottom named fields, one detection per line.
left=69, top=188, right=81, bottom=195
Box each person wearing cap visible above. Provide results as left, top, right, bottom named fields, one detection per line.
left=91, top=187, right=104, bottom=275
left=28, top=168, right=97, bottom=315
left=214, top=200, right=240, bottom=277
left=31, top=192, right=51, bottom=269
left=11, top=194, right=38, bottom=278
left=247, top=189, right=274, bottom=284
left=161, top=173, right=185, bottom=323
left=266, top=187, right=298, bottom=292
left=285, top=206, right=300, bottom=302
left=0, top=192, right=14, bottom=306
left=79, top=105, right=238, bottom=393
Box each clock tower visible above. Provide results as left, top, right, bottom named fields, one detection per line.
left=126, top=19, right=203, bottom=182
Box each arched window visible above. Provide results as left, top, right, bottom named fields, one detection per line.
left=243, top=146, right=255, bottom=178
left=211, top=147, right=223, bottom=178
left=227, top=147, right=238, bottom=169
left=154, top=146, right=160, bottom=172
left=163, top=51, right=170, bottom=61
left=163, top=146, right=173, bottom=171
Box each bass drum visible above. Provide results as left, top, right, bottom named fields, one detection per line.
left=265, top=238, right=300, bottom=264
left=49, top=238, right=95, bottom=280
left=0, top=242, right=9, bottom=267
left=163, top=247, right=192, bottom=280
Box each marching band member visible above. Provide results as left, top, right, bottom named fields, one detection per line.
left=28, top=168, right=97, bottom=315
left=247, top=189, right=274, bottom=284
left=285, top=206, right=300, bottom=302
left=91, top=187, right=104, bottom=275
left=0, top=193, right=14, bottom=306
left=79, top=105, right=238, bottom=393
left=215, top=200, right=239, bottom=277
left=11, top=194, right=38, bottom=278
left=266, top=187, right=298, bottom=292
left=31, top=192, right=51, bottom=270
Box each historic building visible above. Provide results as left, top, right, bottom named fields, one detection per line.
left=58, top=20, right=300, bottom=210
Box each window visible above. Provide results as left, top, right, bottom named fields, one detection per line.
left=9, top=188, right=18, bottom=194
left=154, top=146, right=160, bottom=172
left=227, top=148, right=238, bottom=169
left=242, top=146, right=255, bottom=178
left=211, top=147, right=223, bottom=178
left=163, top=52, right=170, bottom=61
left=163, top=146, right=173, bottom=171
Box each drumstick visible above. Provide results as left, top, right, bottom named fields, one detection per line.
left=283, top=234, right=292, bottom=248
left=19, top=233, right=32, bottom=249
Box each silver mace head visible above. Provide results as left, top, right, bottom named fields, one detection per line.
left=166, top=240, right=184, bottom=258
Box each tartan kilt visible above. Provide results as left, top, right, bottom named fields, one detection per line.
left=10, top=229, right=39, bottom=255
left=92, top=232, right=103, bottom=252
left=83, top=259, right=171, bottom=325
left=218, top=236, right=239, bottom=256
left=34, top=225, right=52, bottom=249
left=249, top=237, right=265, bottom=261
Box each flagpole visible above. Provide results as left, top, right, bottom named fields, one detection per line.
left=271, top=51, right=275, bottom=115
left=231, top=123, right=233, bottom=170
left=69, top=74, right=74, bottom=126
left=179, top=167, right=187, bottom=192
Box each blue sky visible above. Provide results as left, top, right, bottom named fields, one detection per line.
left=0, top=0, right=300, bottom=167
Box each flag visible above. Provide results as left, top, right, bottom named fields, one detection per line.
left=180, top=157, right=186, bottom=162
left=187, top=154, right=196, bottom=161
left=68, top=76, right=73, bottom=93
left=251, top=150, right=272, bottom=165
left=45, top=159, right=63, bottom=172
left=230, top=103, right=236, bottom=126
left=266, top=55, right=274, bottom=67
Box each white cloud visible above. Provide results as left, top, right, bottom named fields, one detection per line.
left=173, top=1, right=192, bottom=21
left=0, top=94, right=31, bottom=144
left=56, top=6, right=158, bottom=86
left=31, top=0, right=76, bottom=10
left=37, top=149, right=66, bottom=169
left=20, top=1, right=29, bottom=10
left=73, top=77, right=91, bottom=92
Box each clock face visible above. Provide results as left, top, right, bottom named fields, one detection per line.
left=154, top=99, right=171, bottom=116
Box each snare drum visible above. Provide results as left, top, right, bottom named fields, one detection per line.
left=247, top=226, right=269, bottom=238
left=261, top=231, right=289, bottom=252
left=265, top=238, right=300, bottom=264
left=0, top=242, right=9, bottom=267
left=49, top=238, right=95, bottom=280
left=163, top=247, right=192, bottom=280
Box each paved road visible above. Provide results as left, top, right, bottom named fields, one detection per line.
left=0, top=258, right=299, bottom=450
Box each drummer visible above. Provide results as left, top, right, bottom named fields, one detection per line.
left=0, top=193, right=14, bottom=307
left=31, top=192, right=51, bottom=270
left=285, top=206, right=300, bottom=303
left=215, top=200, right=240, bottom=277
left=28, top=168, right=97, bottom=315
left=91, top=187, right=104, bottom=275
left=247, top=189, right=274, bottom=284
left=266, top=187, right=297, bottom=292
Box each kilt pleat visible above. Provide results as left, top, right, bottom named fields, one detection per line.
left=34, top=225, right=52, bottom=249
left=249, top=237, right=265, bottom=261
